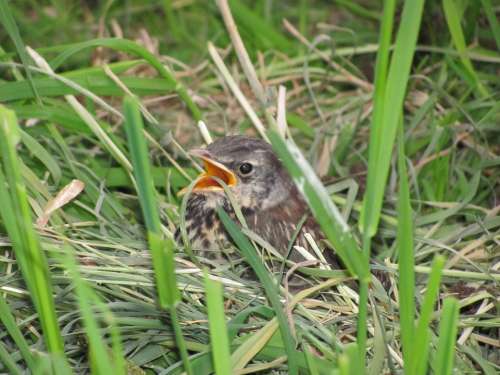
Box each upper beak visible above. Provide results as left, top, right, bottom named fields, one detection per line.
left=178, top=148, right=237, bottom=196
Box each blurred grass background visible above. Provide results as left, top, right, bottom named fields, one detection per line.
left=0, top=0, right=499, bottom=374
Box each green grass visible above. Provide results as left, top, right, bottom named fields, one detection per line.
left=204, top=270, right=232, bottom=375
left=396, top=125, right=416, bottom=368
left=434, top=297, right=460, bottom=375
left=61, top=244, right=125, bottom=375
left=0, top=0, right=499, bottom=374
left=218, top=208, right=299, bottom=374
left=0, top=105, right=69, bottom=372
left=123, top=96, right=191, bottom=374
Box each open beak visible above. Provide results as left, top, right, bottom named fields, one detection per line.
left=178, top=149, right=237, bottom=196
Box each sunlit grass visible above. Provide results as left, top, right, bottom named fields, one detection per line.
left=0, top=0, right=498, bottom=374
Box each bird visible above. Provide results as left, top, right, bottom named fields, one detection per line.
left=177, top=135, right=325, bottom=266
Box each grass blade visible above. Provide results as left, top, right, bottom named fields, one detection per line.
left=480, top=0, right=500, bottom=51
left=361, top=0, right=426, bottom=237
left=0, top=105, right=66, bottom=362
left=303, top=343, right=320, bottom=375
left=123, top=98, right=161, bottom=234
left=267, top=129, right=370, bottom=365
left=442, top=0, right=489, bottom=97
left=0, top=294, right=36, bottom=372
left=217, top=209, right=299, bottom=375
left=434, top=297, right=459, bottom=375
left=409, top=255, right=445, bottom=375
left=460, top=345, right=497, bottom=375
left=122, top=96, right=191, bottom=374
left=122, top=97, right=180, bottom=297
left=267, top=130, right=367, bottom=279
left=161, top=0, right=182, bottom=41
left=0, top=342, right=22, bottom=375
left=204, top=271, right=232, bottom=375
left=338, top=343, right=362, bottom=375
left=61, top=245, right=123, bottom=375
left=228, top=0, right=293, bottom=52
left=353, top=0, right=397, bottom=362
left=50, top=38, right=203, bottom=121
left=27, top=47, right=133, bottom=173
left=359, top=0, right=396, bottom=237
left=19, top=129, right=62, bottom=183
left=0, top=73, right=177, bottom=101
left=397, top=125, right=415, bottom=367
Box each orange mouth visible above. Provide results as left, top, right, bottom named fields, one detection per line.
left=178, top=149, right=237, bottom=195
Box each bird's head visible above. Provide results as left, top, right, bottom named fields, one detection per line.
left=180, top=135, right=295, bottom=210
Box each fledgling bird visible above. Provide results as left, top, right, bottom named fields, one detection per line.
left=178, top=135, right=324, bottom=262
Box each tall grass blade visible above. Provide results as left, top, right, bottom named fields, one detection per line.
left=433, top=297, right=459, bottom=375
left=442, top=0, right=489, bottom=97
left=122, top=97, right=178, bottom=260
left=359, top=0, right=425, bottom=362
left=61, top=245, right=124, bottom=375
left=122, top=96, right=191, bottom=374
left=396, top=125, right=415, bottom=367
left=204, top=271, right=232, bottom=375
left=217, top=209, right=299, bottom=375
left=359, top=0, right=396, bottom=237
left=361, top=0, right=426, bottom=237
left=348, top=0, right=399, bottom=352
left=267, top=131, right=367, bottom=279
left=409, top=255, right=445, bottom=375
left=123, top=96, right=171, bottom=296
left=0, top=105, right=66, bottom=363
left=267, top=129, right=370, bottom=364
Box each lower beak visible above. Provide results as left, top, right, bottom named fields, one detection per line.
left=178, top=149, right=237, bottom=196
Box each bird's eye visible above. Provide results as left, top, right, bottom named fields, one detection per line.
left=239, top=162, right=253, bottom=175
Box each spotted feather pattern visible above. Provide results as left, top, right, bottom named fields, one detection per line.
left=175, top=135, right=332, bottom=267
left=178, top=188, right=322, bottom=262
